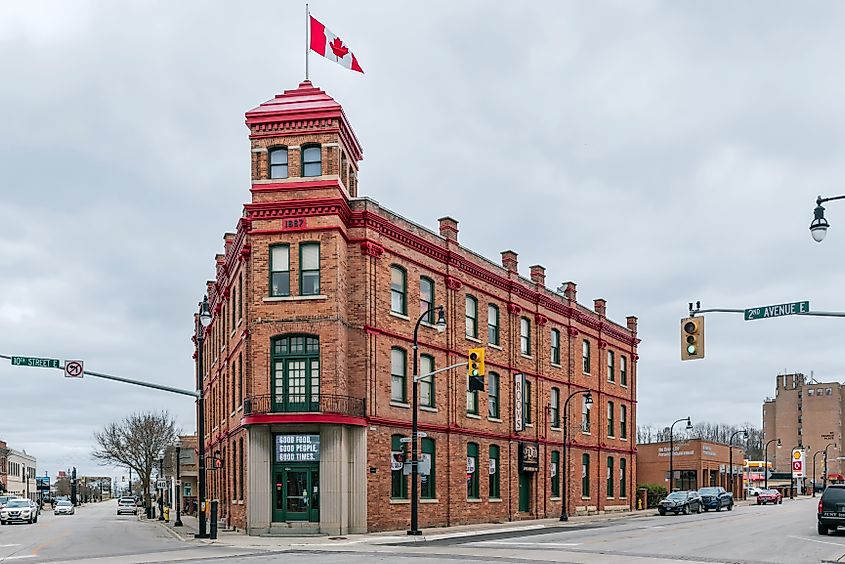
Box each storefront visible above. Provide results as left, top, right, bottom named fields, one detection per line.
left=637, top=439, right=746, bottom=497
left=273, top=434, right=320, bottom=522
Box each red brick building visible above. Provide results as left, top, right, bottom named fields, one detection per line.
left=196, top=81, right=640, bottom=535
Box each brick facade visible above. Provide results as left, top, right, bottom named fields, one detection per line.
left=196, top=81, right=640, bottom=534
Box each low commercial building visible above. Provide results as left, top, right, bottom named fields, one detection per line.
left=637, top=439, right=745, bottom=496
left=163, top=435, right=198, bottom=515
left=5, top=449, right=37, bottom=501
left=0, top=440, right=7, bottom=493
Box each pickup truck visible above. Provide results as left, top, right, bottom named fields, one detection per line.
left=698, top=486, right=734, bottom=511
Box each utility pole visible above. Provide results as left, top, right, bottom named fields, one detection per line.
left=70, top=467, right=78, bottom=506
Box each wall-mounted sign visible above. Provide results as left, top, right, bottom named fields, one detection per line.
left=390, top=451, right=403, bottom=471
left=275, top=434, right=320, bottom=463
left=466, top=457, right=476, bottom=474
left=519, top=442, right=539, bottom=472
left=489, top=459, right=497, bottom=476
left=281, top=218, right=308, bottom=230
left=514, top=373, right=526, bottom=432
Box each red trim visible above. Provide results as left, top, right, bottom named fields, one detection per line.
left=242, top=413, right=368, bottom=427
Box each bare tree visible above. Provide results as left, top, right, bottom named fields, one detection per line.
left=92, top=411, right=177, bottom=514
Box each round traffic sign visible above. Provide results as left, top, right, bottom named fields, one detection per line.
left=793, top=461, right=802, bottom=471
left=65, top=360, right=83, bottom=378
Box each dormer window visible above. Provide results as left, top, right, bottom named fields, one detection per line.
left=269, top=147, right=288, bottom=179
left=302, top=145, right=322, bottom=177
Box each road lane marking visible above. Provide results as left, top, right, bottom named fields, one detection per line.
left=0, top=544, right=21, bottom=548
left=787, top=535, right=845, bottom=547
left=4, top=556, right=37, bottom=560
left=475, top=541, right=582, bottom=547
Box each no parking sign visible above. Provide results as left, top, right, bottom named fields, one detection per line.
left=791, top=449, right=804, bottom=479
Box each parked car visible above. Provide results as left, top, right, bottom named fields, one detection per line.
left=757, top=489, right=783, bottom=505
left=747, top=487, right=763, bottom=497
left=54, top=500, right=75, bottom=515
left=117, top=497, right=138, bottom=515
left=0, top=499, right=38, bottom=524
left=818, top=483, right=845, bottom=534
left=658, top=490, right=703, bottom=515
left=698, top=486, right=734, bottom=511
left=0, top=495, right=17, bottom=509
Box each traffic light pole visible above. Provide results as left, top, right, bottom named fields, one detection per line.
left=689, top=304, right=845, bottom=319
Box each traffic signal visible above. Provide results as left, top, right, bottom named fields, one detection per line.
left=681, top=316, right=704, bottom=361
left=468, top=348, right=485, bottom=392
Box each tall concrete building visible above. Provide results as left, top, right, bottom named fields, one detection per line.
left=763, top=373, right=843, bottom=481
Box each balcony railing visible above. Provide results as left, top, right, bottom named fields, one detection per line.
left=243, top=393, right=366, bottom=418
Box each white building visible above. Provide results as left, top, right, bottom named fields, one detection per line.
left=6, top=449, right=37, bottom=501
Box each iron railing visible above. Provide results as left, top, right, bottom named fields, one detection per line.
left=243, top=393, right=365, bottom=418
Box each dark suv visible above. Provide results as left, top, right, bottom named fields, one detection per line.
left=818, top=484, right=845, bottom=534
left=698, top=486, right=734, bottom=511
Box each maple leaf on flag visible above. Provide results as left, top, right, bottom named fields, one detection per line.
left=329, top=37, right=349, bottom=59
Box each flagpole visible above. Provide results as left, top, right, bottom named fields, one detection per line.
left=305, top=3, right=310, bottom=81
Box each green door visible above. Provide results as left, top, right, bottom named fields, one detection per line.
left=519, top=473, right=530, bottom=512
left=273, top=464, right=320, bottom=522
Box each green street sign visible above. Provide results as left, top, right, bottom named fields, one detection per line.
left=744, top=301, right=810, bottom=321
left=11, top=356, right=60, bottom=369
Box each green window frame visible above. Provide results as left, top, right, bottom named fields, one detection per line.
left=391, top=434, right=408, bottom=499
left=582, top=396, right=591, bottom=433
left=465, top=295, right=478, bottom=338
left=269, top=244, right=290, bottom=297
left=466, top=385, right=479, bottom=415
left=551, top=387, right=560, bottom=427
left=620, top=355, right=628, bottom=386
left=620, top=405, right=627, bottom=439
left=487, top=372, right=500, bottom=419
left=607, top=457, right=614, bottom=497
left=551, top=329, right=560, bottom=365
left=420, top=354, right=435, bottom=408
left=551, top=450, right=560, bottom=497
left=582, top=453, right=590, bottom=498
left=489, top=444, right=500, bottom=498
left=421, top=438, right=436, bottom=499
left=390, top=266, right=407, bottom=315
left=520, top=317, right=531, bottom=355
left=620, top=458, right=627, bottom=498
left=523, top=379, right=532, bottom=424
left=420, top=277, right=434, bottom=323
left=583, top=340, right=591, bottom=374
left=467, top=442, right=480, bottom=499
left=390, top=347, right=407, bottom=403
left=487, top=304, right=499, bottom=345
left=269, top=147, right=288, bottom=179
left=607, top=401, right=615, bottom=437
left=608, top=350, right=615, bottom=383
left=270, top=335, right=320, bottom=412
left=299, top=242, right=320, bottom=296
left=302, top=144, right=322, bottom=177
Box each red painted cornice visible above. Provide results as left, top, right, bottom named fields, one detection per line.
left=242, top=413, right=367, bottom=427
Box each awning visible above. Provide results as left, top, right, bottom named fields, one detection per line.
left=828, top=473, right=844, bottom=481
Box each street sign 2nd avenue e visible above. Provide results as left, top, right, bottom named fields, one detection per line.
left=744, top=301, right=810, bottom=321
left=11, top=356, right=60, bottom=369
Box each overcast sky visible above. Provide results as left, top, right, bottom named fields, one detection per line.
left=2, top=1, right=845, bottom=478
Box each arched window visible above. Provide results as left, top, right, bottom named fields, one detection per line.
left=489, top=445, right=500, bottom=498
left=269, top=147, right=288, bottom=179
left=465, top=295, right=478, bottom=338
left=420, top=277, right=434, bottom=323
left=391, top=434, right=408, bottom=499
left=270, top=335, right=320, bottom=412
left=467, top=442, right=480, bottom=499
left=302, top=145, right=322, bottom=177
left=390, top=266, right=407, bottom=315
left=421, top=438, right=436, bottom=499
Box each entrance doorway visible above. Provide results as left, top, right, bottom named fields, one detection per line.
left=518, top=473, right=530, bottom=512
left=273, top=463, right=319, bottom=522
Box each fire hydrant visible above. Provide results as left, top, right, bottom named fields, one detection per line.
left=164, top=506, right=170, bottom=522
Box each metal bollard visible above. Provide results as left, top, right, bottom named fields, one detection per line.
left=210, top=500, right=218, bottom=540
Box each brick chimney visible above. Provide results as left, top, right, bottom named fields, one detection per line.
left=563, top=281, right=577, bottom=302
left=529, top=265, right=546, bottom=287
left=627, top=315, right=638, bottom=335
left=438, top=216, right=459, bottom=242
left=501, top=250, right=518, bottom=273
left=594, top=298, right=606, bottom=317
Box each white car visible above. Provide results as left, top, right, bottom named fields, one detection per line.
left=747, top=487, right=763, bottom=497
left=117, top=497, right=137, bottom=515
left=54, top=500, right=75, bottom=515
left=0, top=499, right=38, bottom=524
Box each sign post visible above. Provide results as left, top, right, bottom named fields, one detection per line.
left=743, top=301, right=810, bottom=321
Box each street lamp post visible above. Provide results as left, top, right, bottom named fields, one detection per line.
left=809, top=195, right=845, bottom=242
left=408, top=305, right=446, bottom=536
left=813, top=450, right=825, bottom=497
left=174, top=439, right=183, bottom=527
left=194, top=295, right=212, bottom=538
left=824, top=443, right=837, bottom=489
left=728, top=429, right=748, bottom=499
left=158, top=457, right=165, bottom=520
left=560, top=389, right=593, bottom=521
left=764, top=438, right=780, bottom=490
left=669, top=418, right=693, bottom=493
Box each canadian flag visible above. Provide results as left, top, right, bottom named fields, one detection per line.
left=309, top=15, right=364, bottom=74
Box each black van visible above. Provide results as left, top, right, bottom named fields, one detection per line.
left=818, top=484, right=845, bottom=534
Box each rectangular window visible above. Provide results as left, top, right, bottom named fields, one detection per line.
left=523, top=379, right=532, bottom=424
left=467, top=386, right=479, bottom=415
left=390, top=348, right=406, bottom=403
left=299, top=243, right=320, bottom=295
left=487, top=304, right=500, bottom=345
left=302, top=145, right=322, bottom=177
left=620, top=405, right=627, bottom=439
left=620, top=458, right=627, bottom=498
left=489, top=445, right=500, bottom=498
left=582, top=397, right=591, bottom=433
left=582, top=340, right=591, bottom=373
left=420, top=355, right=435, bottom=408
left=269, top=245, right=290, bottom=297
left=582, top=453, right=590, bottom=497
left=620, top=355, right=627, bottom=386
left=607, top=457, right=614, bottom=497
left=608, top=350, right=615, bottom=383
left=488, top=372, right=500, bottom=419
left=269, top=147, right=288, bottom=179
left=550, top=387, right=560, bottom=427
left=466, top=295, right=478, bottom=338
left=391, top=435, right=408, bottom=499
left=551, top=329, right=560, bottom=364
left=607, top=401, right=615, bottom=437
left=420, top=277, right=434, bottom=323
left=467, top=443, right=480, bottom=499
left=390, top=266, right=407, bottom=314
left=421, top=438, right=436, bottom=499
left=551, top=451, right=560, bottom=497
left=520, top=317, right=531, bottom=355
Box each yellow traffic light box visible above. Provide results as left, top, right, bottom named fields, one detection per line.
left=468, top=348, right=485, bottom=391
left=681, top=316, right=704, bottom=360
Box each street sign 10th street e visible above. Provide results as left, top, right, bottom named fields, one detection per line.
left=744, top=301, right=810, bottom=321
left=11, top=356, right=60, bottom=369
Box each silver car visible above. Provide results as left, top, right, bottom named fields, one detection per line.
left=117, top=497, right=137, bottom=515
left=0, top=499, right=38, bottom=524
left=54, top=500, right=75, bottom=515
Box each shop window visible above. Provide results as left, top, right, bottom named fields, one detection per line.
left=582, top=453, right=590, bottom=497
left=607, top=456, right=614, bottom=497
left=620, top=458, right=627, bottom=498
left=421, top=438, right=436, bottom=499
left=467, top=442, right=480, bottom=499
left=489, top=444, right=501, bottom=498
left=551, top=450, right=560, bottom=497
left=391, top=434, right=408, bottom=499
